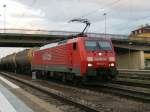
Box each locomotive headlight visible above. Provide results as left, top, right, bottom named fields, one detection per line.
left=98, top=52, right=102, bottom=56
left=109, top=57, right=115, bottom=61
left=88, top=63, right=93, bottom=67
left=110, top=63, right=115, bottom=67
left=87, top=57, right=93, bottom=62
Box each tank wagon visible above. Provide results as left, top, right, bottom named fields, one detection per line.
left=0, top=49, right=35, bottom=74
left=0, top=53, right=16, bottom=72
left=15, top=49, right=35, bottom=74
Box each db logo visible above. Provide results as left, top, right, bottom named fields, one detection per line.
left=42, top=53, right=52, bottom=61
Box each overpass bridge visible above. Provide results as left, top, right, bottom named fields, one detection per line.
left=0, top=29, right=128, bottom=47
left=0, top=29, right=149, bottom=51
left=0, top=29, right=150, bottom=69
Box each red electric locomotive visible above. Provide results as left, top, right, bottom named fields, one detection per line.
left=31, top=19, right=118, bottom=82
left=31, top=36, right=117, bottom=82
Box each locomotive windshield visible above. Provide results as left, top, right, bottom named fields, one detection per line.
left=85, top=40, right=112, bottom=51
left=85, top=41, right=98, bottom=50
left=98, top=41, right=112, bottom=50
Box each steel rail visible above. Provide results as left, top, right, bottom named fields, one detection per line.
left=113, top=79, right=150, bottom=88
left=118, top=70, right=150, bottom=80
left=118, top=75, right=150, bottom=81
left=95, top=83, right=150, bottom=103
left=0, top=72, right=100, bottom=112
left=118, top=69, right=150, bottom=74
left=1, top=71, right=150, bottom=105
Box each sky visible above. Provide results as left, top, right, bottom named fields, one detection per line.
left=0, top=0, right=150, bottom=57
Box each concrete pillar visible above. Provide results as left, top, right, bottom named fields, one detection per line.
left=139, top=51, right=145, bottom=69
left=116, top=50, right=145, bottom=70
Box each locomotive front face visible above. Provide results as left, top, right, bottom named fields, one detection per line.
left=85, top=39, right=115, bottom=68
left=84, top=37, right=117, bottom=80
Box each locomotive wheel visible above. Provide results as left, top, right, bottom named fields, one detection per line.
left=81, top=76, right=88, bottom=84
left=73, top=76, right=82, bottom=86
left=103, top=74, right=114, bottom=82
left=73, top=80, right=78, bottom=85
left=62, top=74, right=67, bottom=83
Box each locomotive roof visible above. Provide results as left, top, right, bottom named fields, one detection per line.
left=40, top=42, right=58, bottom=50
left=39, top=36, right=111, bottom=50
left=85, top=37, right=110, bottom=41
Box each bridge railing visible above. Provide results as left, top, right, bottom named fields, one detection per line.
left=0, top=28, right=128, bottom=39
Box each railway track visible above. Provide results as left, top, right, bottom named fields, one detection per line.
left=0, top=72, right=99, bottom=112
left=118, top=75, right=150, bottom=80
left=93, top=83, right=150, bottom=103
left=0, top=71, right=150, bottom=112
left=114, top=78, right=150, bottom=88
left=94, top=70, right=150, bottom=102
left=118, top=69, right=150, bottom=80
left=118, top=69, right=150, bottom=76
left=118, top=69, right=150, bottom=74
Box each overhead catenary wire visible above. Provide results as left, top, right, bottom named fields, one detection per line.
left=101, top=0, right=141, bottom=34
left=112, top=0, right=150, bottom=34
left=81, top=0, right=121, bottom=18
left=118, top=15, right=150, bottom=34
left=51, top=0, right=121, bottom=32
left=20, top=0, right=121, bottom=33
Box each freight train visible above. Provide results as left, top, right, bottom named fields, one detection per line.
left=0, top=36, right=118, bottom=82
left=0, top=19, right=118, bottom=83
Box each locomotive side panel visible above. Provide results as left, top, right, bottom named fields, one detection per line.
left=32, top=44, right=70, bottom=72
left=31, top=39, right=84, bottom=76
left=68, top=37, right=87, bottom=76
left=67, top=41, right=82, bottom=75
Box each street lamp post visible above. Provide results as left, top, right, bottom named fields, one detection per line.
left=103, top=13, right=107, bottom=38
left=3, top=4, right=6, bottom=33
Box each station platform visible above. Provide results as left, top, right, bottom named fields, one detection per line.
left=0, top=75, right=61, bottom=112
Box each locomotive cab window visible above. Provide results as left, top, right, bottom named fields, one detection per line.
left=85, top=41, right=98, bottom=51
left=73, top=42, right=77, bottom=50
left=85, top=40, right=112, bottom=51
left=98, top=41, right=112, bottom=50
